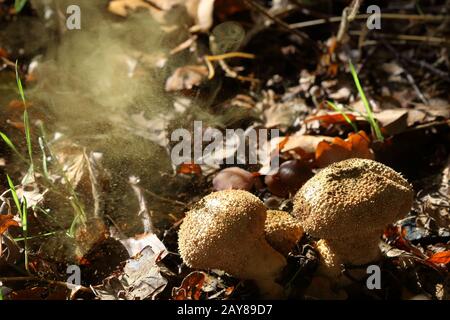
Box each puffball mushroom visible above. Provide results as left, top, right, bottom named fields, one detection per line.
left=265, top=210, right=304, bottom=256
left=293, top=158, right=413, bottom=280
left=178, top=190, right=287, bottom=298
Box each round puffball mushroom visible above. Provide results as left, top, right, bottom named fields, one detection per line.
left=265, top=210, right=304, bottom=256
left=292, top=158, right=413, bottom=280
left=178, top=190, right=287, bottom=298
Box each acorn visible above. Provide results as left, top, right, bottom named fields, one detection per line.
left=265, top=160, right=313, bottom=197
left=212, top=167, right=257, bottom=191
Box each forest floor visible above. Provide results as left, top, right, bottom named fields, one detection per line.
left=0, top=0, right=449, bottom=300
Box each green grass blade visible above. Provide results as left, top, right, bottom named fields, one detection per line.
left=14, top=0, right=27, bottom=13
left=6, top=175, right=22, bottom=219
left=23, top=109, right=33, bottom=165
left=13, top=230, right=60, bottom=242
left=349, top=61, right=384, bottom=141
left=22, top=197, right=29, bottom=272
left=15, top=61, right=26, bottom=104
left=0, top=131, right=28, bottom=163
left=38, top=137, right=49, bottom=179
left=15, top=61, right=34, bottom=171
left=35, top=206, right=72, bottom=237
left=327, top=101, right=358, bottom=132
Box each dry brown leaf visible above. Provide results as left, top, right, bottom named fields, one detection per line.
left=0, top=214, right=19, bottom=235
left=0, top=48, right=8, bottom=58
left=315, top=131, right=374, bottom=168
left=328, top=87, right=351, bottom=101
left=306, top=112, right=358, bottom=127
left=262, top=99, right=307, bottom=129
left=172, top=271, right=206, bottom=300
left=259, top=134, right=333, bottom=174
left=189, top=0, right=215, bottom=32
left=177, top=162, right=202, bottom=175
left=165, top=65, right=208, bottom=92
left=279, top=134, right=334, bottom=154
left=108, top=0, right=154, bottom=17
left=91, top=245, right=168, bottom=300
left=427, top=251, right=450, bottom=266
left=374, top=109, right=408, bottom=135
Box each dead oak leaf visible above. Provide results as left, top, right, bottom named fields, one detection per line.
left=315, top=131, right=374, bottom=168
left=261, top=98, right=308, bottom=130
left=427, top=251, right=450, bottom=266
left=0, top=48, right=8, bottom=58
left=92, top=245, right=168, bottom=300
left=177, top=162, right=202, bottom=175
left=272, top=134, right=334, bottom=155
left=0, top=214, right=19, bottom=235
left=172, top=271, right=206, bottom=300
left=305, top=112, right=358, bottom=127
left=165, top=65, right=208, bottom=92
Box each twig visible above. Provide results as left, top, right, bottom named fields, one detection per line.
left=337, top=0, right=361, bottom=43
left=218, top=60, right=259, bottom=84
left=205, top=52, right=255, bottom=61
left=242, top=0, right=320, bottom=54
left=348, top=31, right=450, bottom=45
left=403, top=119, right=450, bottom=133
left=289, top=14, right=447, bottom=29
left=143, top=189, right=187, bottom=208
left=382, top=40, right=429, bottom=104
left=403, top=58, right=450, bottom=82
left=1, top=56, right=16, bottom=68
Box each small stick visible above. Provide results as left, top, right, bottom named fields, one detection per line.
left=143, top=189, right=187, bottom=208
left=242, top=0, right=320, bottom=54
left=337, top=0, right=361, bottom=43
left=382, top=40, right=429, bottom=104
left=349, top=31, right=450, bottom=45
left=205, top=52, right=255, bottom=61
left=218, top=60, right=259, bottom=84
left=289, top=14, right=447, bottom=29
left=403, top=58, right=450, bottom=82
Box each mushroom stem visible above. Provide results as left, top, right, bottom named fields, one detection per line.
left=326, top=232, right=382, bottom=265
left=315, top=231, right=382, bottom=281
left=245, top=238, right=287, bottom=298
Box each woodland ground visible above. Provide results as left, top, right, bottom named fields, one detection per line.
left=0, top=0, right=449, bottom=300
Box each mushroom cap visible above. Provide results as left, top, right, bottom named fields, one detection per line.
left=178, top=190, right=286, bottom=281
left=265, top=210, right=304, bottom=255
left=293, top=158, right=413, bottom=239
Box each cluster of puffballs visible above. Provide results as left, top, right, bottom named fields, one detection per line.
left=178, top=159, right=414, bottom=298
